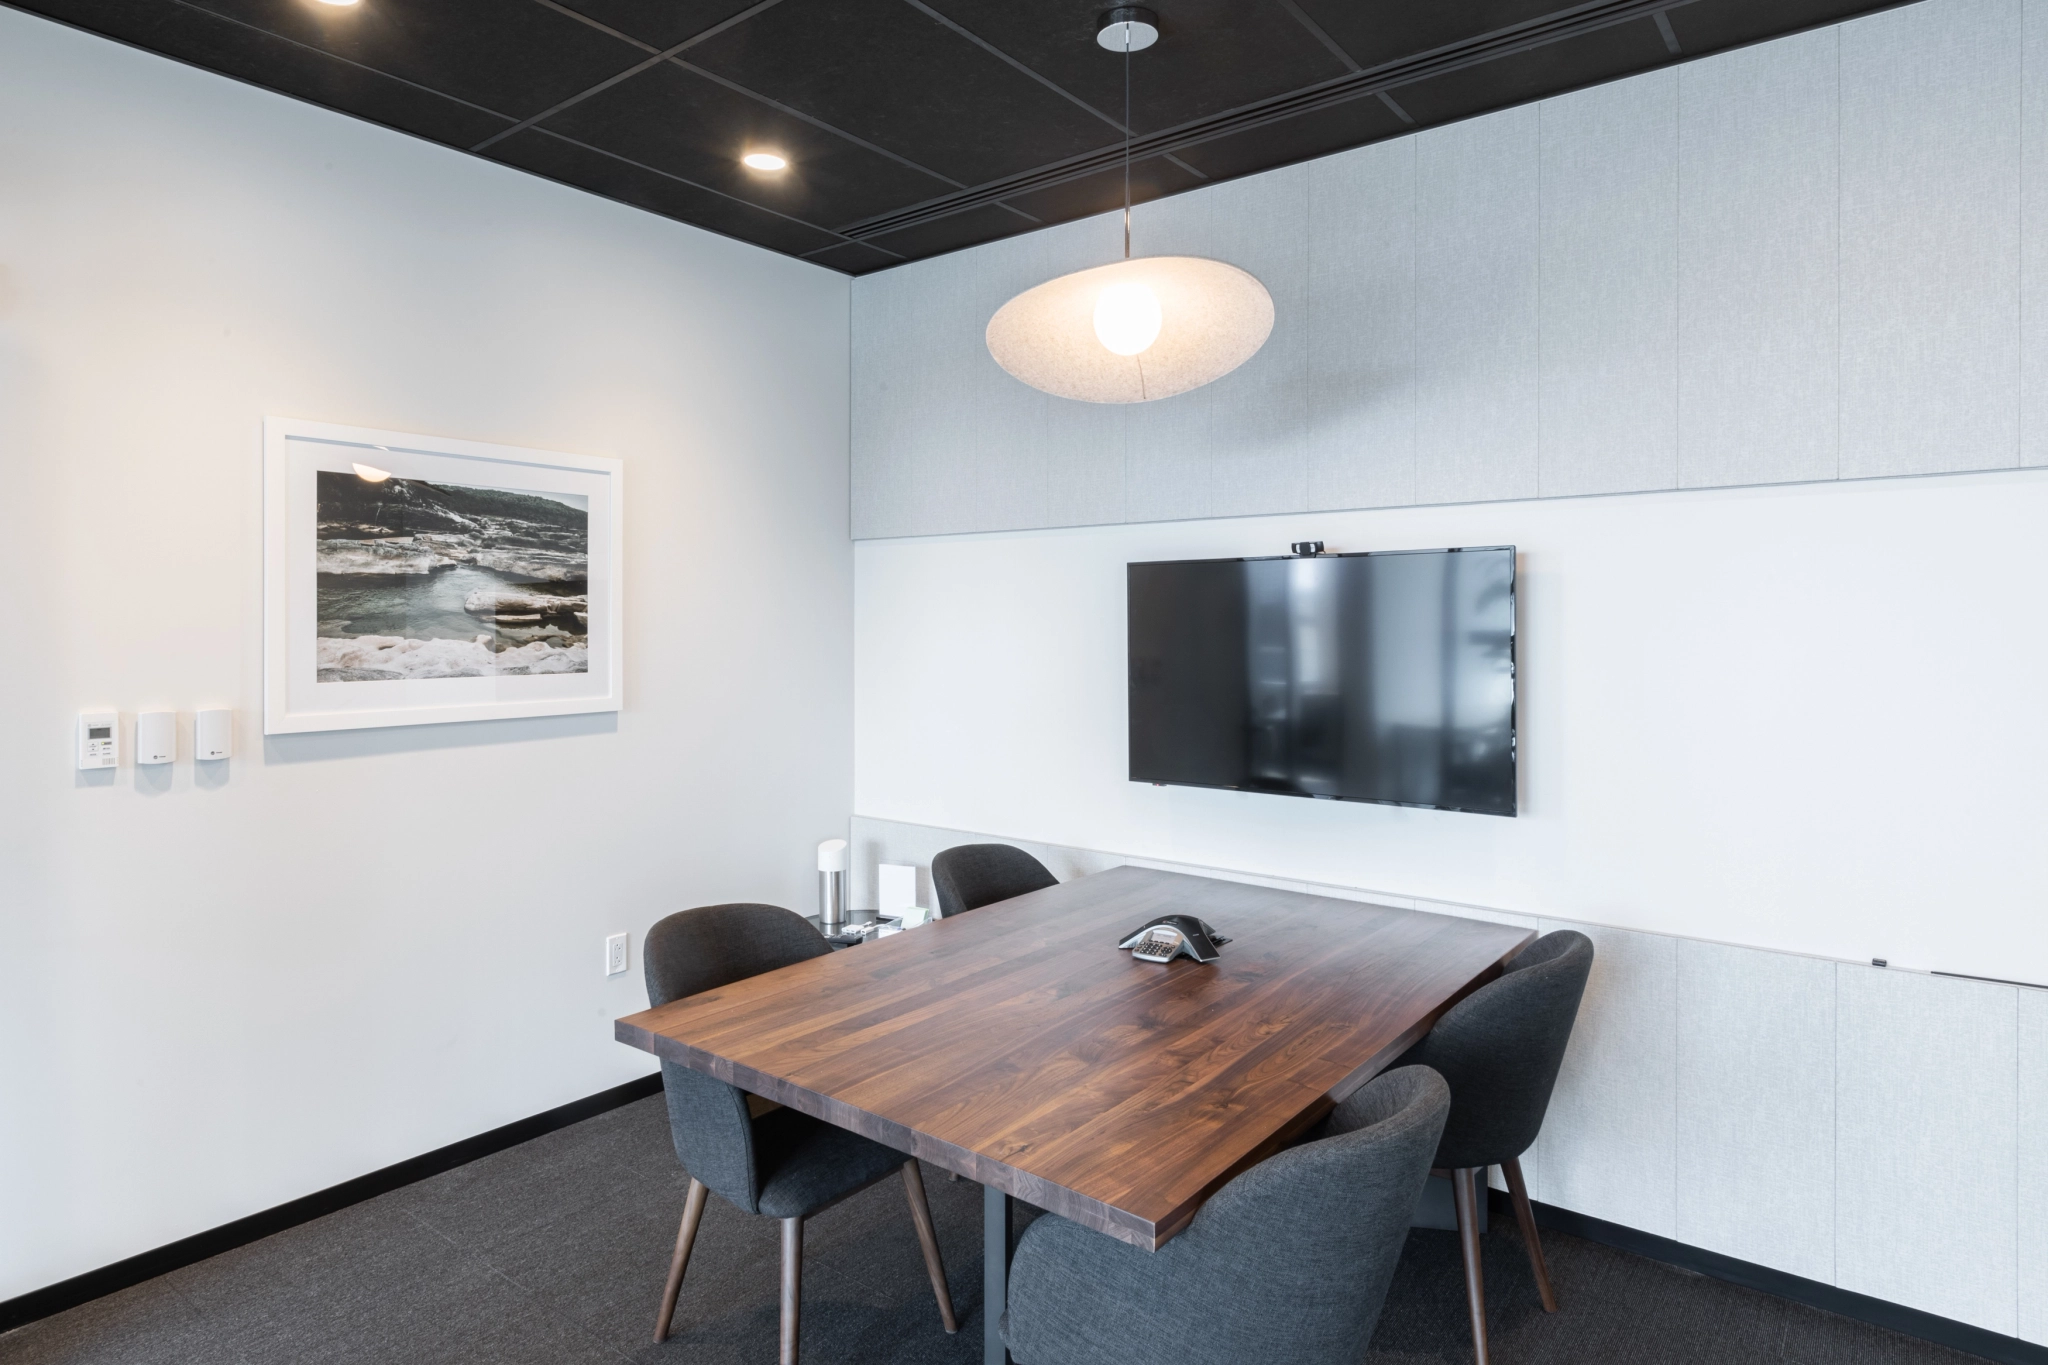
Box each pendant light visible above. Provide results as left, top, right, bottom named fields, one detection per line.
left=986, top=7, right=1273, bottom=405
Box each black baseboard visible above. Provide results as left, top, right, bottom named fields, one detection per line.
left=1519, top=1195, right=2046, bottom=1365
left=0, top=1072, right=662, bottom=1336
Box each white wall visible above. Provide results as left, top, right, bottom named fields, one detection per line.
left=854, top=473, right=2048, bottom=986
left=0, top=10, right=852, bottom=1300
left=852, top=470, right=2048, bottom=1338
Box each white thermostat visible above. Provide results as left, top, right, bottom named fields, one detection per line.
left=78, top=711, right=118, bottom=769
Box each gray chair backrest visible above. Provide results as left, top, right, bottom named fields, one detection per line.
left=931, top=843, right=1057, bottom=917
left=642, top=903, right=830, bottom=1213
left=1006, top=1065, right=1449, bottom=1365
left=1398, top=929, right=1594, bottom=1170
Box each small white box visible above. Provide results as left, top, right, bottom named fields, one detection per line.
left=878, top=863, right=918, bottom=914
left=77, top=711, right=118, bottom=769
left=196, top=708, right=233, bottom=761
left=136, top=711, right=176, bottom=765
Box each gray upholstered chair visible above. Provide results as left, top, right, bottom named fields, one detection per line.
left=643, top=903, right=956, bottom=1364
left=930, top=843, right=1057, bottom=918
left=1392, top=929, right=1594, bottom=1365
left=1002, top=1065, right=1450, bottom=1365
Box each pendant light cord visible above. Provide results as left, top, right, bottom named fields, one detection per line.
left=1122, top=23, right=1131, bottom=260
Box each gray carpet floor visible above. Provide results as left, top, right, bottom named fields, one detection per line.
left=1, top=1096, right=1987, bottom=1365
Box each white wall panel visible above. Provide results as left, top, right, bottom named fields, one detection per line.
left=1307, top=139, right=1417, bottom=512
left=1206, top=167, right=1311, bottom=517
left=1674, top=940, right=1835, bottom=1283
left=1840, top=0, right=2022, bottom=479
left=1537, top=72, right=1679, bottom=498
left=1677, top=28, right=1840, bottom=488
left=1521, top=922, right=1676, bottom=1236
left=2020, top=986, right=2048, bottom=1343
left=1414, top=105, right=1541, bottom=505
left=1835, top=965, right=2018, bottom=1334
left=2023, top=0, right=2048, bottom=468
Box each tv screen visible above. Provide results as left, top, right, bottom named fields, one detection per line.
left=1128, top=547, right=1517, bottom=817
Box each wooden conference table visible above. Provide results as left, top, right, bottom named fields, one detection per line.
left=615, top=865, right=1533, bottom=1365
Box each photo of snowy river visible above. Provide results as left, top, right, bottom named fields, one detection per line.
left=315, top=470, right=590, bottom=681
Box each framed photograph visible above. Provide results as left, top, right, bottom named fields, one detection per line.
left=264, top=417, right=622, bottom=734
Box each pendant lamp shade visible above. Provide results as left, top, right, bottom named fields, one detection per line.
left=986, top=255, right=1273, bottom=404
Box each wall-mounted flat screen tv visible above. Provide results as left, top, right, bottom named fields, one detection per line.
left=1128, top=547, right=1517, bottom=817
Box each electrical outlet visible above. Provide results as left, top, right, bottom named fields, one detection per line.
left=606, top=932, right=629, bottom=977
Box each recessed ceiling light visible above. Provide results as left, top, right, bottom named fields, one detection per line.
left=314, top=0, right=362, bottom=7
left=352, top=462, right=391, bottom=482
left=741, top=152, right=788, bottom=172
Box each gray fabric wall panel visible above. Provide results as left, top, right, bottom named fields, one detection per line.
left=1045, top=396, right=1129, bottom=526
left=1205, top=166, right=1312, bottom=516
left=1840, top=0, right=2022, bottom=480
left=1536, top=72, right=1680, bottom=499
left=2020, top=986, right=2048, bottom=1344
left=1124, top=190, right=1220, bottom=523
left=852, top=251, right=979, bottom=539
left=1834, top=964, right=2019, bottom=1335
left=967, top=231, right=1054, bottom=533
left=1306, top=140, right=1418, bottom=512
left=1673, top=940, right=1836, bottom=1285
left=1677, top=29, right=1842, bottom=489
left=1521, top=919, right=1678, bottom=1238
left=1125, top=386, right=1216, bottom=521
left=1040, top=213, right=1133, bottom=527
left=2023, top=0, right=2048, bottom=468
left=849, top=0, right=2048, bottom=540
left=1414, top=105, right=1543, bottom=506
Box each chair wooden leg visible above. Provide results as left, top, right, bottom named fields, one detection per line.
left=654, top=1178, right=708, bottom=1343
left=780, top=1216, right=803, bottom=1365
left=1452, top=1166, right=1490, bottom=1365
left=1503, top=1156, right=1558, bottom=1313
left=900, top=1161, right=959, bottom=1332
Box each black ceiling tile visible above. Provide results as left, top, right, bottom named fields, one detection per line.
left=1389, top=16, right=1674, bottom=127
left=803, top=239, right=903, bottom=273
left=683, top=0, right=1120, bottom=184
left=1666, top=0, right=1901, bottom=56
left=852, top=201, right=1032, bottom=261
left=538, top=0, right=760, bottom=51
left=1291, top=0, right=1566, bottom=72
left=1172, top=92, right=1410, bottom=182
left=927, top=0, right=1350, bottom=136
left=489, top=128, right=847, bottom=256
left=169, top=0, right=643, bottom=123
left=995, top=155, right=1206, bottom=227
left=537, top=61, right=952, bottom=230
left=12, top=0, right=513, bottom=147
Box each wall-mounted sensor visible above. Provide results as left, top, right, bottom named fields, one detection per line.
left=1290, top=541, right=1325, bottom=556
left=78, top=711, right=118, bottom=769
left=196, top=708, right=233, bottom=760
left=137, top=711, right=176, bottom=765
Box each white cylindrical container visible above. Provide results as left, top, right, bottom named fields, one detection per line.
left=817, top=839, right=848, bottom=932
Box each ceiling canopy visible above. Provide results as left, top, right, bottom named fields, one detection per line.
left=18, top=0, right=1903, bottom=273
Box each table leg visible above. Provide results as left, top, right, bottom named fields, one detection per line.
left=983, top=1183, right=1012, bottom=1365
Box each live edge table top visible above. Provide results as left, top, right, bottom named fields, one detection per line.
left=614, top=866, right=1533, bottom=1251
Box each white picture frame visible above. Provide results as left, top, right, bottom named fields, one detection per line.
left=263, top=417, right=622, bottom=734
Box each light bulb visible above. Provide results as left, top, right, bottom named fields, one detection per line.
left=1093, top=282, right=1161, bottom=356
left=352, top=462, right=391, bottom=482
left=741, top=152, right=788, bottom=172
